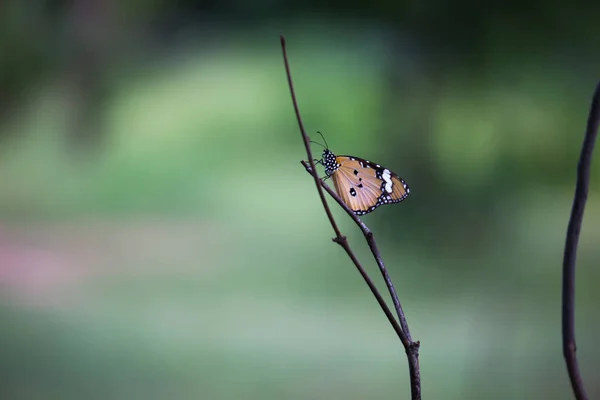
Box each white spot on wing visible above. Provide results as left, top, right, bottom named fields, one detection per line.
left=382, top=169, right=393, bottom=193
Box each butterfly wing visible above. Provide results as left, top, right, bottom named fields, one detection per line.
left=331, top=156, right=409, bottom=215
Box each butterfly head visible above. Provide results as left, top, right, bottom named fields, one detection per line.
left=322, top=149, right=339, bottom=176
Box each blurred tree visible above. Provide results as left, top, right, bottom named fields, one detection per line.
left=63, top=0, right=115, bottom=151
left=0, top=2, right=55, bottom=131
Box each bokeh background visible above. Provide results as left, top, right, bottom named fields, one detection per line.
left=1, top=1, right=600, bottom=399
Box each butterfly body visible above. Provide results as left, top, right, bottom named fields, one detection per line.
left=321, top=149, right=410, bottom=215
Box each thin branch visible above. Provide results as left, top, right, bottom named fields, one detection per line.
left=281, top=35, right=420, bottom=399
left=280, top=37, right=343, bottom=240
left=280, top=34, right=402, bottom=339
left=562, top=82, right=600, bottom=400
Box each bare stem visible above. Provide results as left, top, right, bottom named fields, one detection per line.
left=281, top=35, right=421, bottom=400
left=562, top=82, right=600, bottom=400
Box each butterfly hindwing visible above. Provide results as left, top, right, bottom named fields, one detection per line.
left=329, top=154, right=409, bottom=215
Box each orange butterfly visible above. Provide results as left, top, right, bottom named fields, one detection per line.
left=314, top=133, right=410, bottom=215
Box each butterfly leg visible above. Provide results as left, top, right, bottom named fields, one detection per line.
left=304, top=158, right=322, bottom=165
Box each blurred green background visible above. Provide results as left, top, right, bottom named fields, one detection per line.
left=1, top=1, right=600, bottom=399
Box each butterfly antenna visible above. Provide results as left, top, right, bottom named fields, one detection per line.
left=316, top=131, right=329, bottom=149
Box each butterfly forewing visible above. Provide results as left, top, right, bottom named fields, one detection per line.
left=333, top=160, right=384, bottom=211
left=330, top=155, right=409, bottom=215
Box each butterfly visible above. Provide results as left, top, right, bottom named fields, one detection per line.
left=313, top=132, right=410, bottom=215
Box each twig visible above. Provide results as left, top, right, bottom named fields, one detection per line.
left=279, top=34, right=401, bottom=339
left=562, top=81, right=600, bottom=400
left=281, top=35, right=421, bottom=400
